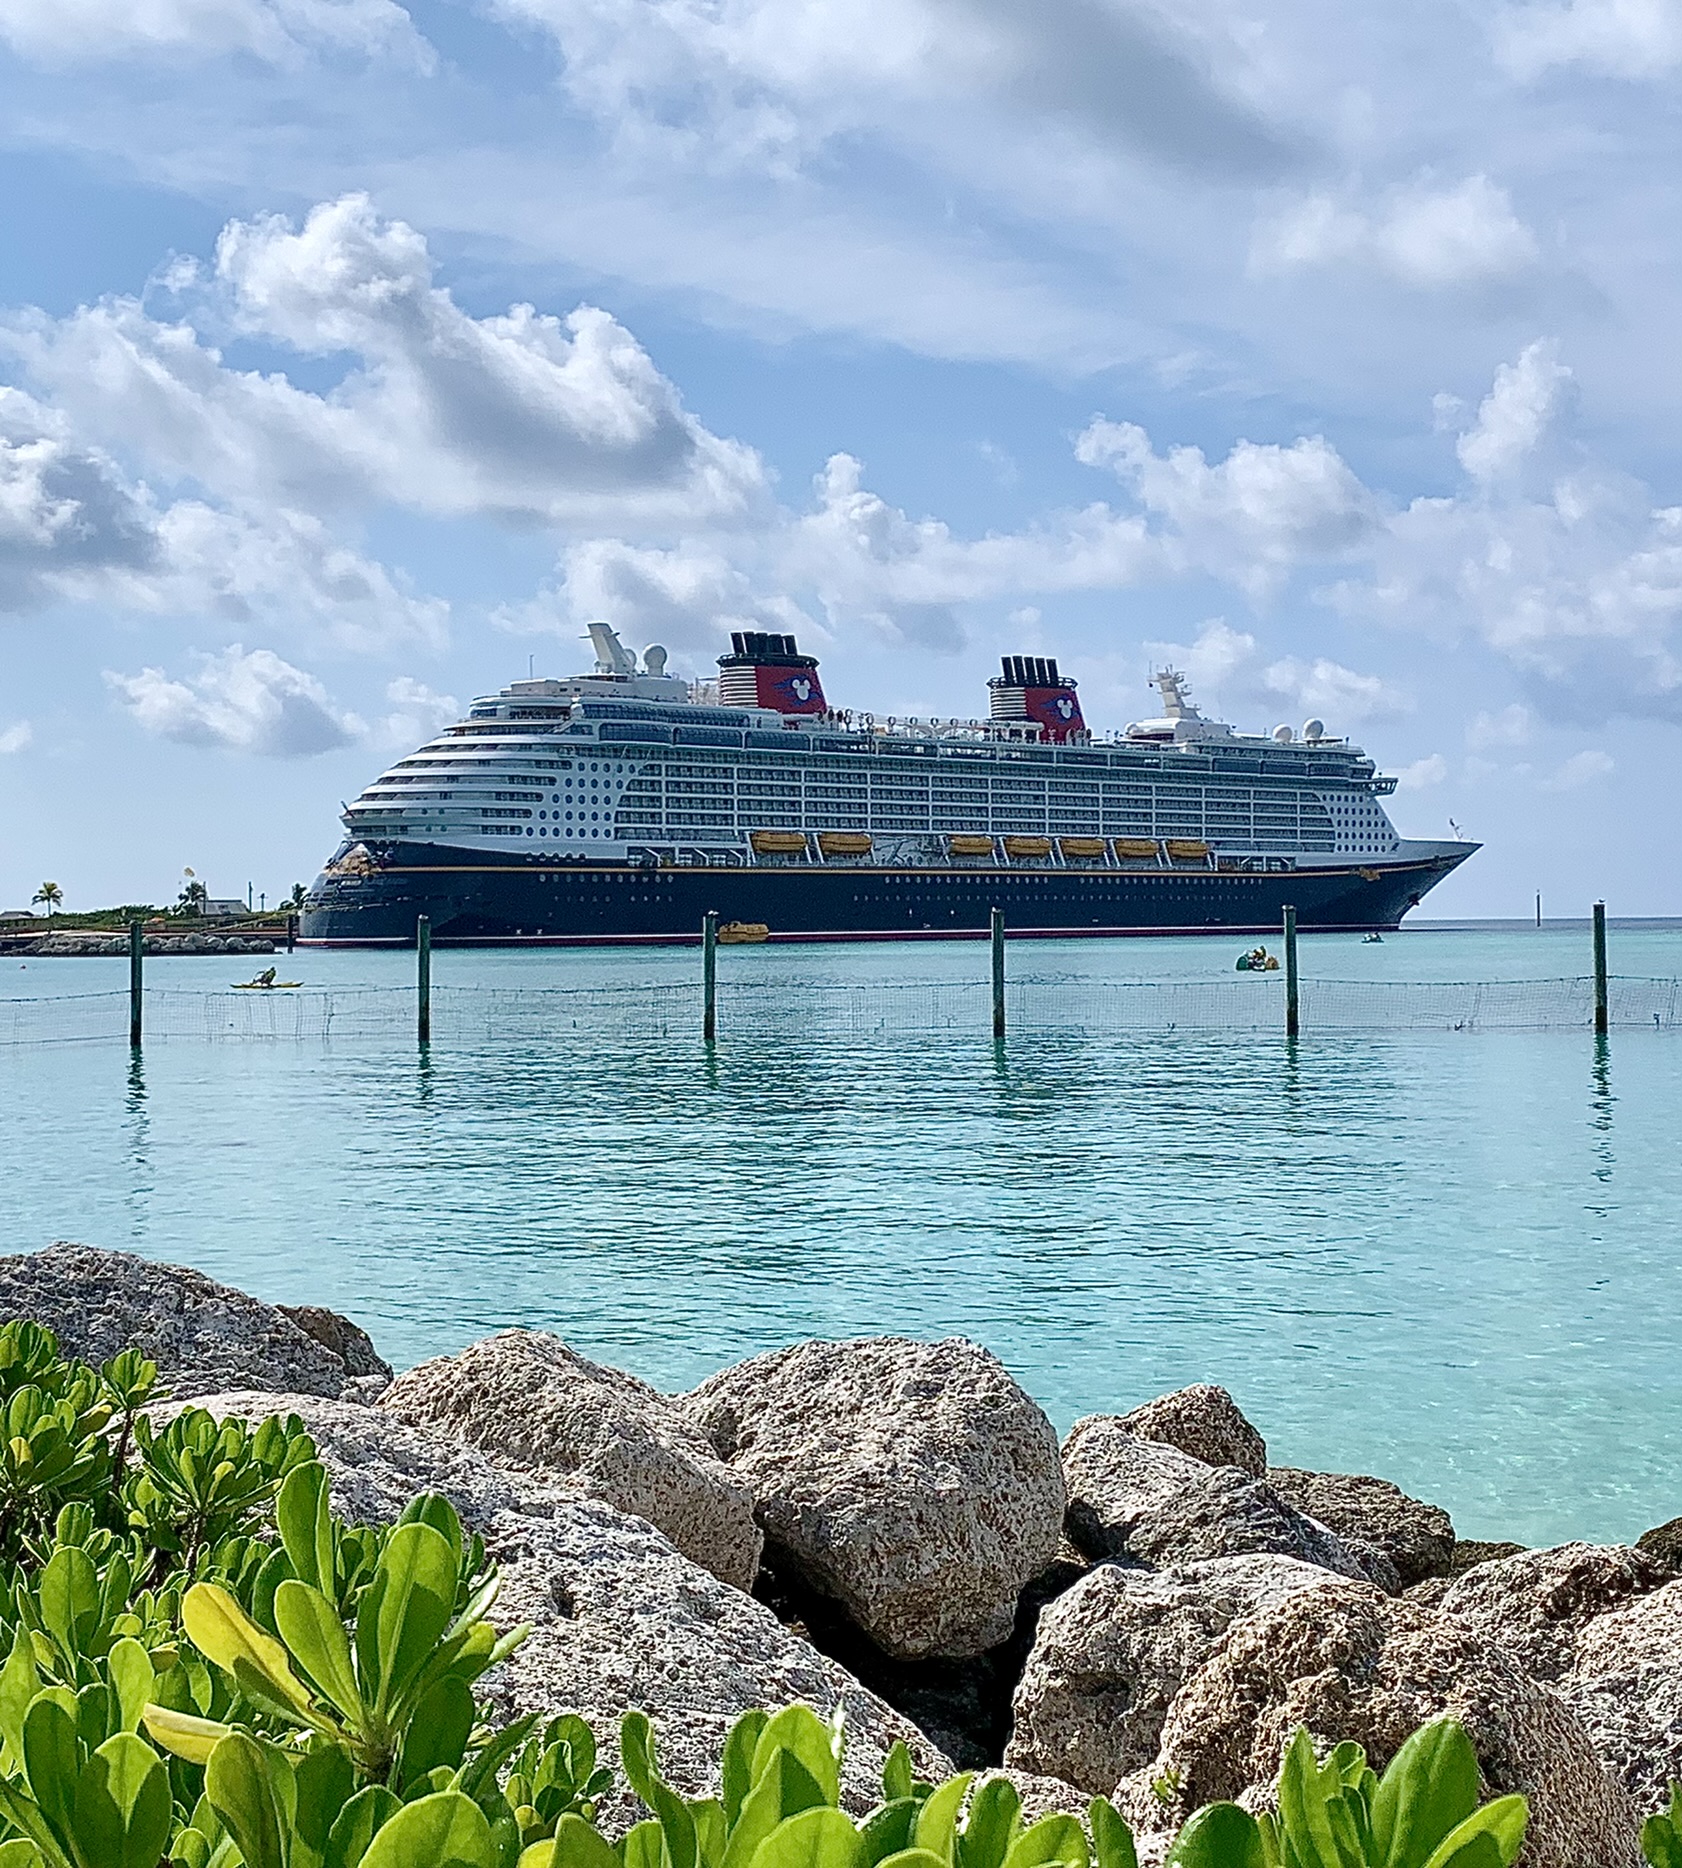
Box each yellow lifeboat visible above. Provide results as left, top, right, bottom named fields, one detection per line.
left=1003, top=836, right=1052, bottom=859
left=749, top=830, right=807, bottom=856
left=947, top=834, right=996, bottom=858
left=1112, top=838, right=1161, bottom=862
left=1058, top=837, right=1107, bottom=860
left=817, top=832, right=872, bottom=857
left=717, top=921, right=770, bottom=944
left=1165, top=839, right=1211, bottom=862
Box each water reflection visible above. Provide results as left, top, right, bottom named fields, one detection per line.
left=1589, top=1034, right=1615, bottom=1184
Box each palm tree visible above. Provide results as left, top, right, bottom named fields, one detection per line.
left=177, top=879, right=207, bottom=916
left=31, top=882, right=63, bottom=920
left=287, top=882, right=307, bottom=912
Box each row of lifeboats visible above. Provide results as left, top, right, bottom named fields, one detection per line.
left=747, top=831, right=1214, bottom=865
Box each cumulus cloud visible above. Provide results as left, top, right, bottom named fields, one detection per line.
left=1456, top=341, right=1573, bottom=481
left=1395, top=753, right=1448, bottom=790
left=105, top=646, right=364, bottom=755
left=6, top=197, right=768, bottom=532
left=379, top=676, right=458, bottom=746
left=1257, top=177, right=1539, bottom=290
left=1076, top=420, right=1377, bottom=598
left=1540, top=747, right=1615, bottom=788
left=0, top=389, right=161, bottom=610
left=1138, top=620, right=1407, bottom=730
left=0, top=0, right=426, bottom=65
left=0, top=721, right=32, bottom=755
left=1496, top=0, right=1682, bottom=79
left=1467, top=702, right=1537, bottom=746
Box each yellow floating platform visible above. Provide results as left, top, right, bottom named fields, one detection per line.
left=717, top=922, right=770, bottom=944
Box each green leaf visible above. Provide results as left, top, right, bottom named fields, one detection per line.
left=1275, top=1730, right=1350, bottom=1868
left=1419, top=1799, right=1528, bottom=1868
left=747, top=1807, right=865, bottom=1868
left=274, top=1581, right=364, bottom=1726
left=0, top=1627, right=41, bottom=1767
left=139, top=1704, right=231, bottom=1766
left=693, top=1799, right=729, bottom=1868
left=324, top=1786, right=402, bottom=1868
left=998, top=1815, right=1084, bottom=1868
left=0, top=1839, right=41, bottom=1868
left=67, top=1733, right=172, bottom=1868
left=205, top=1733, right=287, bottom=1868
left=548, top=1814, right=624, bottom=1868
left=277, top=1462, right=336, bottom=1594
left=184, top=1583, right=317, bottom=1724
left=959, top=1781, right=1021, bottom=1868
left=294, top=1743, right=357, bottom=1857
left=37, top=1550, right=98, bottom=1664
left=1163, top=1805, right=1267, bottom=1868
left=873, top=1852, right=948, bottom=1868
left=881, top=1746, right=913, bottom=1808
left=366, top=1524, right=458, bottom=1717
left=622, top=1711, right=698, bottom=1868
left=1370, top=1720, right=1482, bottom=1868
left=104, top=1643, right=152, bottom=1738
left=398, top=1674, right=476, bottom=1788
left=622, top=1821, right=666, bottom=1868
left=751, top=1711, right=841, bottom=1810
left=22, top=1693, right=81, bottom=1851
left=360, top=1791, right=495, bottom=1868
left=912, top=1776, right=975, bottom=1868
left=723, top=1713, right=770, bottom=1827
left=723, top=1756, right=829, bottom=1868
left=1087, top=1800, right=1136, bottom=1868
left=859, top=1801, right=919, bottom=1866
left=1644, top=1809, right=1682, bottom=1868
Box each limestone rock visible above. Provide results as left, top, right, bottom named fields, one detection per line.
left=1559, top=1578, right=1682, bottom=1813
left=1120, top=1582, right=1641, bottom=1868
left=169, top=1389, right=949, bottom=1813
left=279, top=1306, right=392, bottom=1384
left=0, top=1243, right=371, bottom=1399
left=1635, top=1516, right=1682, bottom=1576
left=1119, top=1386, right=1266, bottom=1477
left=1061, top=1420, right=1382, bottom=1585
left=1448, top=1538, right=1527, bottom=1576
left=382, top=1331, right=761, bottom=1591
left=1266, top=1468, right=1454, bottom=1587
left=1005, top=1554, right=1345, bottom=1793
left=683, top=1337, right=1064, bottom=1660
left=1439, top=1542, right=1670, bottom=1681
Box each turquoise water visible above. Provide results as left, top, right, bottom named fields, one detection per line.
left=3, top=922, right=1681, bottom=1548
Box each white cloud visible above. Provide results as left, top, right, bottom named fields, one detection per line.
left=1076, top=419, right=1377, bottom=598
left=1540, top=747, right=1615, bottom=787
left=0, top=0, right=425, bottom=65
left=1395, top=753, right=1448, bottom=790
left=1467, top=703, right=1537, bottom=746
left=1138, top=620, right=1405, bottom=730
left=1258, top=177, right=1539, bottom=290
left=1456, top=340, right=1573, bottom=481
left=6, top=196, right=768, bottom=533
left=105, top=646, right=364, bottom=755
left=0, top=721, right=31, bottom=755
left=1496, top=0, right=1682, bottom=79
left=379, top=676, right=458, bottom=746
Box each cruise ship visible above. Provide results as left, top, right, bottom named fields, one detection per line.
left=299, top=627, right=1475, bottom=945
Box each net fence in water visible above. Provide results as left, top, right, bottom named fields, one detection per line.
left=1, top=974, right=1678, bottom=1047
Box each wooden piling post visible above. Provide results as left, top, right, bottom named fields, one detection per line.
left=286, top=913, right=297, bottom=954
left=1283, top=904, right=1300, bottom=1038
left=416, top=915, right=432, bottom=1046
left=991, top=907, right=1006, bottom=1039
left=128, top=921, right=143, bottom=1049
left=1593, top=900, right=1608, bottom=1036
left=702, top=911, right=719, bottom=1043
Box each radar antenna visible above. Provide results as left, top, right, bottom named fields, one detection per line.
left=585, top=622, right=638, bottom=676
left=1153, top=667, right=1200, bottom=720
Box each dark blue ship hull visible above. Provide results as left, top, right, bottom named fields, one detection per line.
left=300, top=844, right=1470, bottom=945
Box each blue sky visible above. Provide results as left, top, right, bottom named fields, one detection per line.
left=2, top=0, right=1679, bottom=915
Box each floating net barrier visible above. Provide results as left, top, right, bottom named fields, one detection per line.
left=0, top=975, right=1678, bottom=1047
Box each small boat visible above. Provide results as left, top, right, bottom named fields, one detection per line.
left=233, top=968, right=304, bottom=989
left=1235, top=947, right=1280, bottom=972
left=716, top=922, right=770, bottom=945
left=1362, top=932, right=1384, bottom=944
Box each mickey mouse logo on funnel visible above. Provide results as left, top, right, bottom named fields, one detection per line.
left=716, top=632, right=829, bottom=714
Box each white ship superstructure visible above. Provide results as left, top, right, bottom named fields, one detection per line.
left=338, top=630, right=1433, bottom=874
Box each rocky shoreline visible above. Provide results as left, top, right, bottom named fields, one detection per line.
left=0, top=1241, right=1669, bottom=1866
left=1, top=932, right=278, bottom=956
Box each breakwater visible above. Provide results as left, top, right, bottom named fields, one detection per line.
left=0, top=1240, right=1664, bottom=1865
